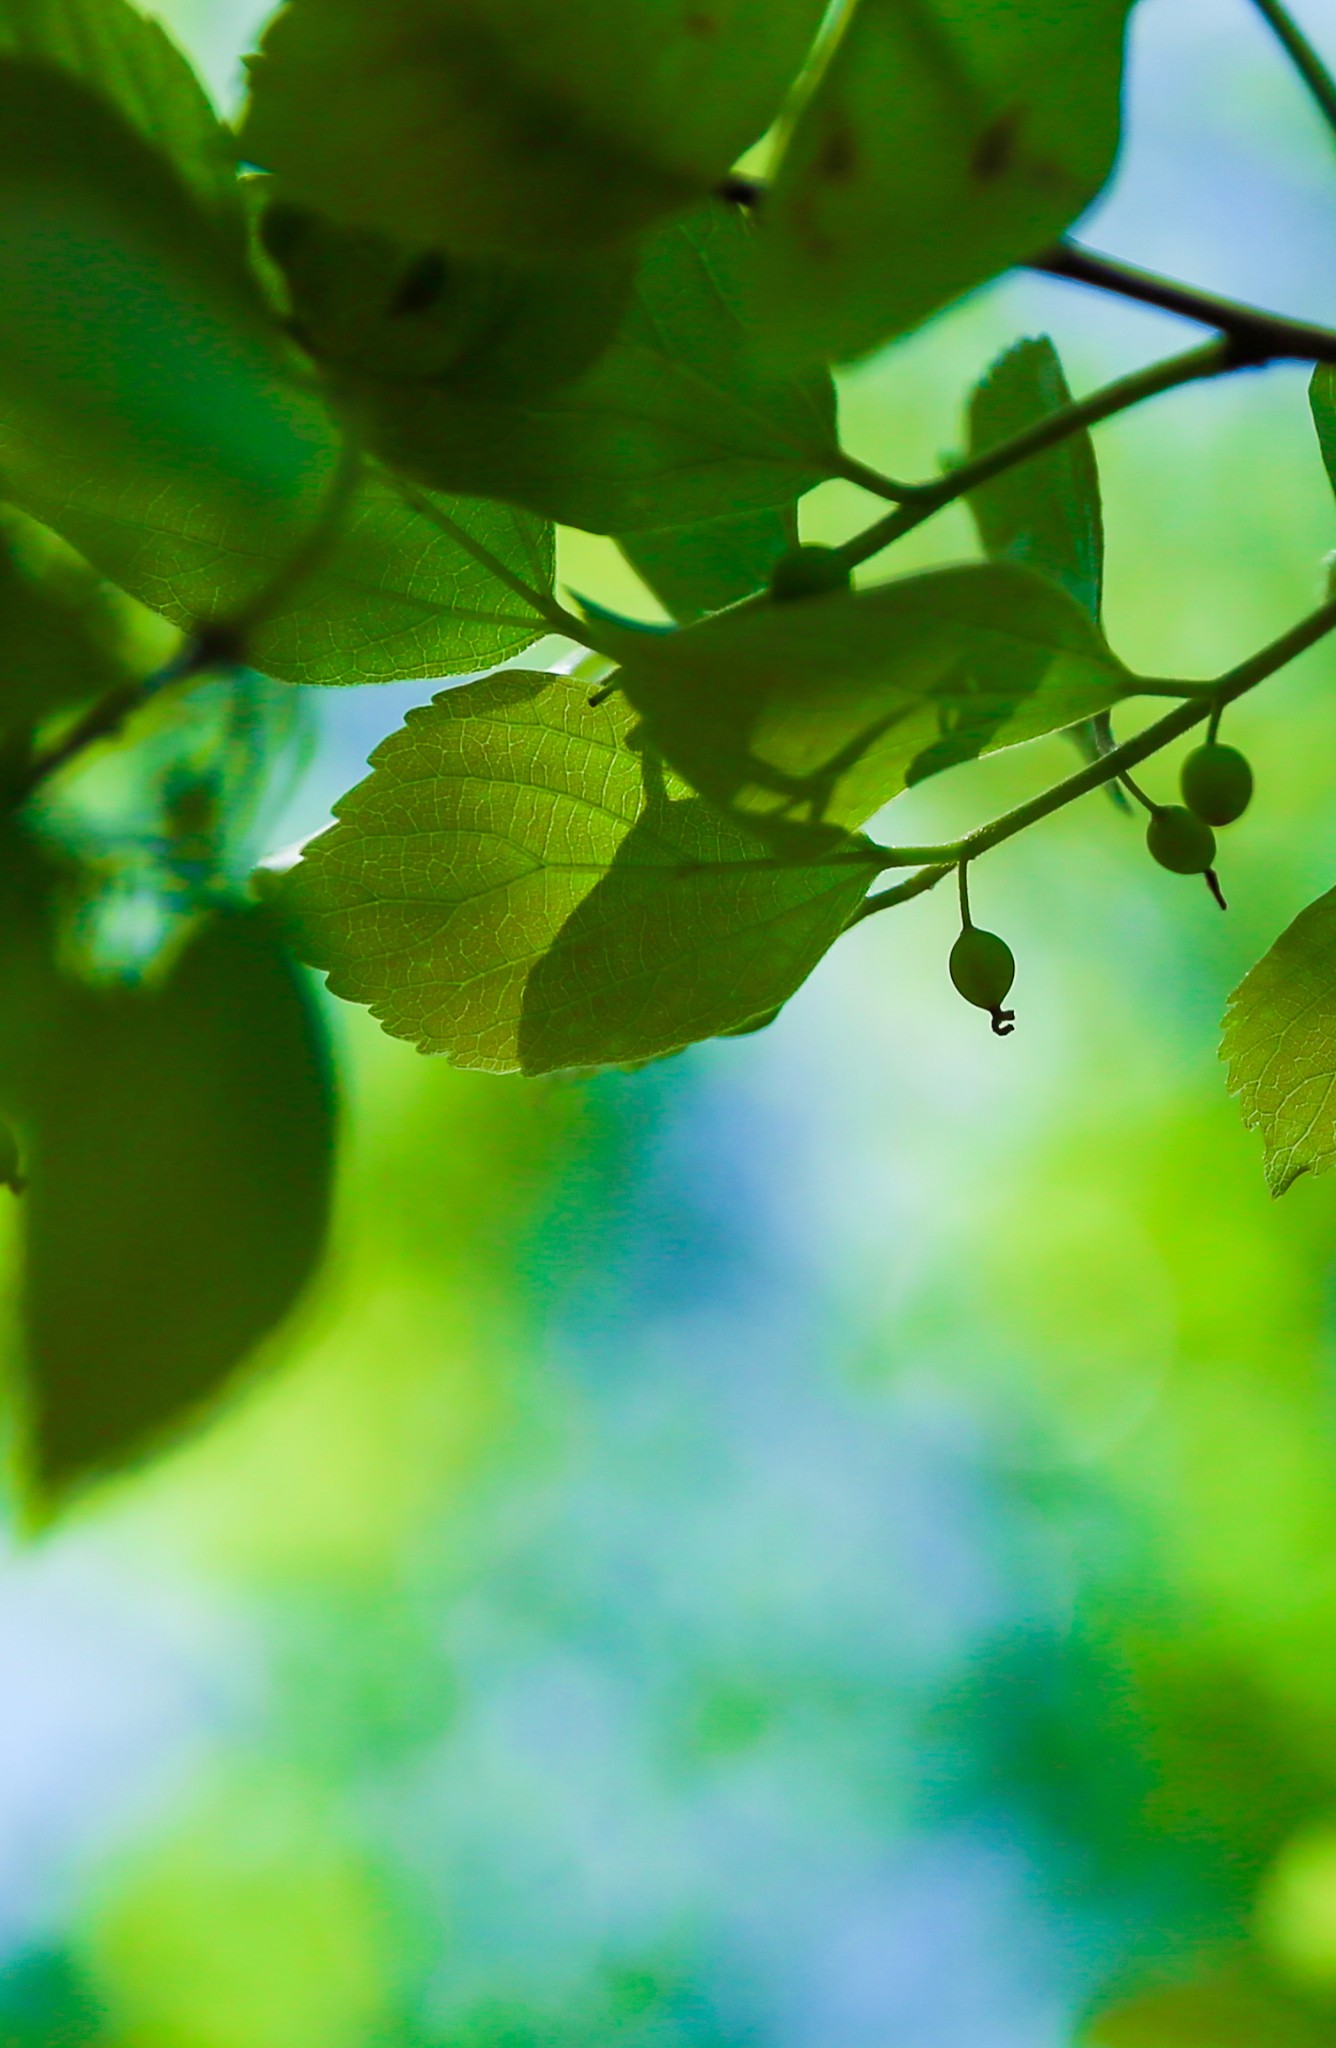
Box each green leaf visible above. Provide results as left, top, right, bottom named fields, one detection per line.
left=607, top=560, right=1135, bottom=831
left=224, top=477, right=555, bottom=688
left=326, top=205, right=842, bottom=534
left=1310, top=362, right=1336, bottom=499
left=0, top=62, right=554, bottom=685
left=967, top=334, right=1120, bottom=785
left=0, top=0, right=244, bottom=244
left=620, top=506, right=798, bottom=623
left=1222, top=884, right=1336, bottom=1196
left=241, top=0, right=826, bottom=258
left=260, top=199, right=635, bottom=399
left=966, top=335, right=1103, bottom=620
left=0, top=508, right=129, bottom=739
left=0, top=63, right=336, bottom=617
left=278, top=671, right=872, bottom=1073
left=0, top=874, right=335, bottom=1493
left=754, top=0, right=1134, bottom=364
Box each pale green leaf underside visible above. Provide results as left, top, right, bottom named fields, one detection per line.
left=609, top=560, right=1135, bottom=831
left=755, top=0, right=1134, bottom=364
left=0, top=410, right=551, bottom=686
left=349, top=206, right=842, bottom=534
left=1223, top=885, right=1336, bottom=1196
left=281, top=671, right=871, bottom=1072
left=967, top=334, right=1103, bottom=620
left=242, top=0, right=826, bottom=257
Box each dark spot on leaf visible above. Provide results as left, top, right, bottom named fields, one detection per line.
left=817, top=123, right=858, bottom=184
left=392, top=253, right=448, bottom=317
left=970, top=107, right=1024, bottom=183
left=684, top=9, right=718, bottom=35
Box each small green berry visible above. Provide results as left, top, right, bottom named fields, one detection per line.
left=1180, top=741, right=1253, bottom=826
left=949, top=926, right=1016, bottom=1036
left=769, top=546, right=851, bottom=603
left=1146, top=805, right=1216, bottom=875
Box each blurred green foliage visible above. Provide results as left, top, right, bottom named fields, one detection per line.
left=1, top=3, right=1336, bottom=2047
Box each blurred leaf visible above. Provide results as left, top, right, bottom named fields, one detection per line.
left=1223, top=884, right=1336, bottom=1195
left=608, top=561, right=1134, bottom=831
left=241, top=0, right=826, bottom=258
left=279, top=671, right=871, bottom=1072
left=0, top=62, right=336, bottom=616
left=2, top=885, right=336, bottom=1495
left=1082, top=1963, right=1336, bottom=2046
left=0, top=0, right=245, bottom=245
left=754, top=0, right=1134, bottom=363
left=967, top=335, right=1103, bottom=618
left=0, top=61, right=548, bottom=684
left=334, top=205, right=841, bottom=534
left=620, top=506, right=798, bottom=623
left=261, top=199, right=634, bottom=398
left=0, top=509, right=128, bottom=740
left=1311, top=364, right=1336, bottom=500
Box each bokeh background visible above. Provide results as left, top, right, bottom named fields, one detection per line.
left=5, top=3, right=1336, bottom=2043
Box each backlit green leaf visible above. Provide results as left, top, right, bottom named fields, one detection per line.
left=1223, top=884, right=1336, bottom=1195
left=279, top=671, right=873, bottom=1072
left=607, top=560, right=1135, bottom=831
left=0, top=62, right=337, bottom=624
left=967, top=335, right=1103, bottom=619
left=755, top=0, right=1134, bottom=363
left=0, top=0, right=244, bottom=243
left=230, top=477, right=554, bottom=687
left=0, top=63, right=554, bottom=684
left=620, top=506, right=798, bottom=623
left=260, top=199, right=634, bottom=399
left=241, top=0, right=826, bottom=258
left=0, top=866, right=335, bottom=1493
left=329, top=205, right=841, bottom=534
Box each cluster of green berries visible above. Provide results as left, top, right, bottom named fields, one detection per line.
left=947, top=740, right=1255, bottom=1037
left=762, top=559, right=1255, bottom=1031
left=1145, top=740, right=1253, bottom=879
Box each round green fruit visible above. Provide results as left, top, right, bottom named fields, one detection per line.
left=769, top=546, right=851, bottom=603
left=950, top=926, right=1016, bottom=1036
left=1180, top=741, right=1253, bottom=826
left=1146, top=805, right=1216, bottom=874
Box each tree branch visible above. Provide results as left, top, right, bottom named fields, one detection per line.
left=1030, top=240, right=1336, bottom=365
left=1247, top=0, right=1336, bottom=145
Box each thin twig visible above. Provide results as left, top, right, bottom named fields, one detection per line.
left=1030, top=240, right=1336, bottom=366
left=1247, top=0, right=1336, bottom=144
left=836, top=340, right=1231, bottom=572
